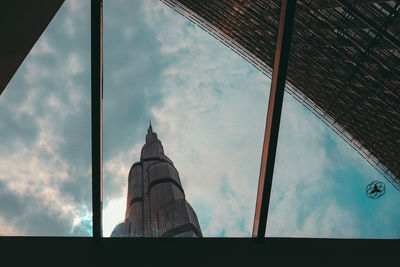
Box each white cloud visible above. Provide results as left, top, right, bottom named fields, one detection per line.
left=64, top=16, right=76, bottom=37
left=0, top=0, right=91, bottom=236
left=62, top=0, right=90, bottom=37
left=30, top=36, right=54, bottom=56
left=107, top=0, right=384, bottom=238
left=266, top=95, right=337, bottom=237
left=16, top=87, right=39, bottom=117
left=23, top=61, right=50, bottom=85
left=67, top=53, right=84, bottom=75
left=0, top=216, right=23, bottom=236
left=124, top=27, right=138, bottom=40
left=138, top=1, right=269, bottom=237
left=67, top=0, right=85, bottom=11
left=1, top=116, right=68, bottom=202
left=3, top=0, right=394, bottom=238
left=0, top=122, right=88, bottom=235
left=98, top=0, right=269, bottom=237
left=298, top=202, right=360, bottom=238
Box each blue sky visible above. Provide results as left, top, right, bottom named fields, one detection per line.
left=0, top=0, right=399, bottom=238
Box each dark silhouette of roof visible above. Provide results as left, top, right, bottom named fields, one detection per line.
left=0, top=0, right=65, bottom=95
left=162, top=0, right=400, bottom=190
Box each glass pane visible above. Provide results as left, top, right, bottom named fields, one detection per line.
left=0, top=0, right=91, bottom=236
left=266, top=1, right=400, bottom=238
left=103, top=0, right=268, bottom=237
left=267, top=94, right=400, bottom=238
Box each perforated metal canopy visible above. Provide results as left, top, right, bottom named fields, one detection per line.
left=162, top=0, right=400, bottom=191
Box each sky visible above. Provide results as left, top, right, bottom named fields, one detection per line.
left=0, top=0, right=399, bottom=238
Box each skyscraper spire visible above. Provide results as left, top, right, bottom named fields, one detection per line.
left=145, top=120, right=160, bottom=146
left=148, top=120, right=153, bottom=134
left=111, top=125, right=202, bottom=237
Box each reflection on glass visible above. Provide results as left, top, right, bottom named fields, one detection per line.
left=103, top=0, right=268, bottom=237
left=0, top=0, right=91, bottom=236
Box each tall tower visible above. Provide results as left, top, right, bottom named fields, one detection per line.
left=111, top=123, right=202, bottom=237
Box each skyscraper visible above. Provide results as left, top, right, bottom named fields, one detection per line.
left=111, top=123, right=202, bottom=237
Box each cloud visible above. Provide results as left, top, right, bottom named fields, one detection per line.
left=0, top=114, right=90, bottom=235
left=30, top=36, right=55, bottom=56
left=0, top=178, right=81, bottom=236
left=102, top=0, right=168, bottom=160
left=265, top=95, right=356, bottom=237
left=67, top=53, right=84, bottom=75
left=98, top=0, right=270, bottom=237
left=0, top=0, right=91, bottom=236
left=266, top=95, right=400, bottom=238
left=2, top=0, right=399, bottom=239
left=139, top=1, right=269, bottom=236
left=100, top=0, right=400, bottom=238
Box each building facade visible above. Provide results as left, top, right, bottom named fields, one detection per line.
left=111, top=123, right=202, bottom=237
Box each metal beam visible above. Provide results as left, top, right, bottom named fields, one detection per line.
left=318, top=0, right=387, bottom=10
left=252, top=0, right=296, bottom=239
left=91, top=0, right=103, bottom=239
left=335, top=0, right=400, bottom=50
left=333, top=19, right=400, bottom=32
left=280, top=1, right=388, bottom=13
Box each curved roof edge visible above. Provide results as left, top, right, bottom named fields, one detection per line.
left=161, top=0, right=400, bottom=191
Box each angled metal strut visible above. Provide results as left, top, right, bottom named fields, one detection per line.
left=252, top=0, right=296, bottom=239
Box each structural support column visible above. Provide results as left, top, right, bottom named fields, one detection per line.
left=91, top=0, right=103, bottom=239
left=252, top=0, right=296, bottom=239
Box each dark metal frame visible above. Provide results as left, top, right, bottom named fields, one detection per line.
left=335, top=0, right=400, bottom=49
left=0, top=1, right=399, bottom=265
left=252, top=0, right=296, bottom=239
left=91, top=0, right=103, bottom=239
